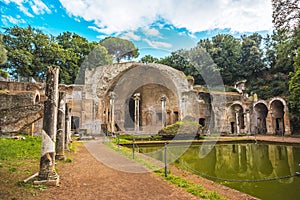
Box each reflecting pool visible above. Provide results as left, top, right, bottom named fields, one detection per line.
left=137, top=142, right=300, bottom=200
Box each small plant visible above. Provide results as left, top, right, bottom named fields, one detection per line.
left=32, top=184, right=47, bottom=191
left=8, top=167, right=17, bottom=173
left=65, top=157, right=73, bottom=163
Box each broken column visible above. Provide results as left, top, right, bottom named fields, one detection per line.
left=36, top=66, right=59, bottom=186
left=56, top=92, right=65, bottom=160
left=65, top=103, right=71, bottom=150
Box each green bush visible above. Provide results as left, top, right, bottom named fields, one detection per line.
left=158, top=120, right=202, bottom=138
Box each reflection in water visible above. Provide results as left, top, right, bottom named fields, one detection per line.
left=138, top=143, right=300, bottom=200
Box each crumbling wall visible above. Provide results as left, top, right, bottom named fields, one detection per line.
left=0, top=92, right=43, bottom=135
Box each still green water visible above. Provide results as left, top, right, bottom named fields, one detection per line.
left=137, top=142, right=300, bottom=200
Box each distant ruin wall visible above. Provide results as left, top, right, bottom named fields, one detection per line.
left=0, top=104, right=43, bottom=134
left=0, top=81, right=44, bottom=93
left=0, top=92, right=36, bottom=110
left=0, top=92, right=43, bottom=134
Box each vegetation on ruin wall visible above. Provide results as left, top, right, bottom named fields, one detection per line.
left=158, top=121, right=202, bottom=138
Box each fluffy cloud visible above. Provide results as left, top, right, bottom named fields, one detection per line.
left=30, top=0, right=51, bottom=15
left=59, top=0, right=273, bottom=35
left=143, top=39, right=172, bottom=49
left=3, top=0, right=51, bottom=17
left=1, top=15, right=26, bottom=26
left=142, top=27, right=160, bottom=37
left=121, top=32, right=141, bottom=41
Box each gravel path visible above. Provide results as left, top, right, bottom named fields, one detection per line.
left=32, top=139, right=200, bottom=200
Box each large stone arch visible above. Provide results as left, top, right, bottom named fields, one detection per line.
left=269, top=97, right=290, bottom=135
left=84, top=62, right=189, bottom=99
left=83, top=62, right=193, bottom=133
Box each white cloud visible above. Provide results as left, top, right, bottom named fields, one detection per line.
left=30, top=0, right=51, bottom=15
left=121, top=32, right=141, bottom=41
left=143, top=39, right=172, bottom=49
left=88, top=26, right=102, bottom=33
left=142, top=27, right=160, bottom=37
left=1, top=15, right=26, bottom=26
left=59, top=0, right=272, bottom=35
left=3, top=0, right=51, bottom=17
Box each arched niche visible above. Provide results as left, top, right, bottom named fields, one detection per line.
left=270, top=100, right=285, bottom=135
left=254, top=102, right=268, bottom=134
left=228, top=103, right=244, bottom=134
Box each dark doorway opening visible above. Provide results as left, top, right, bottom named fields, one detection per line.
left=231, top=122, right=235, bottom=133
left=71, top=116, right=80, bottom=132
left=199, top=118, right=205, bottom=127
left=124, top=97, right=135, bottom=129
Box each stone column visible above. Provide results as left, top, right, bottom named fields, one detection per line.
left=36, top=66, right=59, bottom=186
left=245, top=109, right=250, bottom=134
left=161, top=95, right=167, bottom=127
left=235, top=109, right=240, bottom=134
left=284, top=108, right=291, bottom=135
left=109, top=92, right=116, bottom=133
left=133, top=93, right=140, bottom=131
left=65, top=103, right=71, bottom=150
left=269, top=110, right=274, bottom=134
left=56, top=92, right=65, bottom=160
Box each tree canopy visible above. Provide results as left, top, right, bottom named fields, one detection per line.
left=0, top=35, right=7, bottom=66
left=100, top=37, right=139, bottom=63
left=2, top=26, right=114, bottom=83
left=0, top=35, right=8, bottom=78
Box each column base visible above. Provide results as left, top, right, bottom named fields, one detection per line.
left=55, top=154, right=66, bottom=161
left=33, top=175, right=60, bottom=186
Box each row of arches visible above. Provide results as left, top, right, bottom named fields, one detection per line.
left=227, top=98, right=290, bottom=135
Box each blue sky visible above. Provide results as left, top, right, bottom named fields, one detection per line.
left=1, top=0, right=273, bottom=59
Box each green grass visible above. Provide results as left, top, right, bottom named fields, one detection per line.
left=0, top=135, right=79, bottom=199
left=104, top=141, right=227, bottom=200
left=0, top=135, right=41, bottom=161
left=0, top=135, right=43, bottom=199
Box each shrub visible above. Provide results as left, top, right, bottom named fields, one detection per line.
left=158, top=120, right=202, bottom=139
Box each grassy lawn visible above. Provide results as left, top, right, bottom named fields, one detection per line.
left=0, top=135, right=79, bottom=200
left=0, top=135, right=43, bottom=199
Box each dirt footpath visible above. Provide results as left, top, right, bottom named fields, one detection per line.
left=32, top=143, right=200, bottom=200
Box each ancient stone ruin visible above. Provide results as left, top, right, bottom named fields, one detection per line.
left=0, top=62, right=292, bottom=138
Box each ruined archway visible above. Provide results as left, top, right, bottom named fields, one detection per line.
left=270, top=99, right=285, bottom=135
left=228, top=103, right=244, bottom=134
left=82, top=62, right=192, bottom=134
left=254, top=102, right=268, bottom=134
left=198, top=91, right=214, bottom=133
